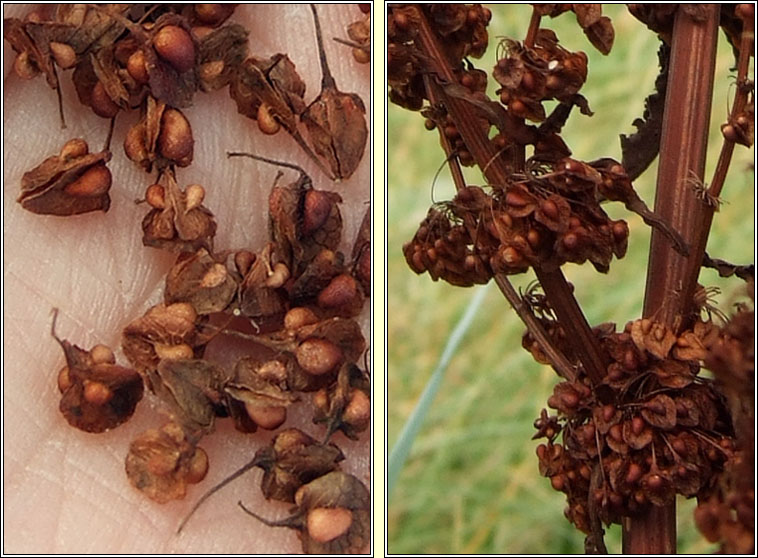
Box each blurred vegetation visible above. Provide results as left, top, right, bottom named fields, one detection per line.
left=387, top=4, right=754, bottom=554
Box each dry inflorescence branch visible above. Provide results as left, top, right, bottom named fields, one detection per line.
left=389, top=3, right=754, bottom=554
left=7, top=3, right=370, bottom=554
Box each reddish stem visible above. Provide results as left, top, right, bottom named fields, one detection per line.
left=625, top=5, right=721, bottom=554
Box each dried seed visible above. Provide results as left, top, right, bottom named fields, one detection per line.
left=257, top=103, right=281, bottom=135
left=307, top=507, right=353, bottom=543
left=90, top=81, right=120, bottom=118
left=296, top=338, right=343, bottom=375
left=158, top=108, right=194, bottom=165
left=153, top=25, right=195, bottom=73
left=49, top=41, right=76, bottom=69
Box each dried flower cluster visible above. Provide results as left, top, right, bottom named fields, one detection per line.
left=389, top=3, right=753, bottom=553
left=8, top=4, right=370, bottom=554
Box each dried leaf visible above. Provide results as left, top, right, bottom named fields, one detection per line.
left=583, top=16, right=614, bottom=55
left=620, top=42, right=669, bottom=180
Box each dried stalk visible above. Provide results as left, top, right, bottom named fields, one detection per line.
left=624, top=5, right=721, bottom=553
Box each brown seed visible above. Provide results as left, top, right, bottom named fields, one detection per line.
left=57, top=365, right=72, bottom=393
left=296, top=338, right=342, bottom=375
left=352, top=47, right=370, bottom=64
left=612, top=221, right=628, bottom=242
left=393, top=12, right=408, bottom=30
left=153, top=25, right=195, bottom=73
left=318, top=274, right=358, bottom=309
left=194, top=4, right=230, bottom=25
left=49, top=41, right=76, bottom=69
left=562, top=233, right=579, bottom=250
left=126, top=49, right=149, bottom=84
left=509, top=99, right=526, bottom=117
left=13, top=52, right=39, bottom=80
left=313, top=389, right=329, bottom=413
left=186, top=447, right=209, bottom=484
left=303, top=190, right=332, bottom=236
left=285, top=307, right=320, bottom=330
left=721, top=123, right=738, bottom=143
left=540, top=199, right=559, bottom=220
left=344, top=389, right=370, bottom=425
left=505, top=190, right=528, bottom=207
left=185, top=184, right=205, bottom=211
left=499, top=89, right=511, bottom=104
left=90, top=344, right=115, bottom=365
left=551, top=474, right=565, bottom=491
left=609, top=423, right=623, bottom=442
left=199, top=263, right=227, bottom=289
left=198, top=60, right=224, bottom=82
left=546, top=74, right=561, bottom=90
left=234, top=250, right=256, bottom=276
left=631, top=416, right=645, bottom=435
left=245, top=403, right=287, bottom=430
left=521, top=71, right=535, bottom=91
left=59, top=138, right=89, bottom=160
left=461, top=73, right=475, bottom=89
left=257, top=103, right=281, bottom=135
left=646, top=473, right=663, bottom=490
left=444, top=124, right=458, bottom=139
left=83, top=380, right=114, bottom=406
left=307, top=507, right=353, bottom=543
left=502, top=246, right=521, bottom=265
left=154, top=343, right=194, bottom=361
left=258, top=360, right=288, bottom=383
left=124, top=123, right=148, bottom=164
left=265, top=262, right=290, bottom=288
left=63, top=164, right=112, bottom=197
left=145, top=184, right=166, bottom=209
left=158, top=108, right=194, bottom=164
left=90, top=81, right=120, bottom=118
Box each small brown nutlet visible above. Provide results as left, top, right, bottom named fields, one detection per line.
left=352, top=47, right=370, bottom=64
left=154, top=342, right=194, bottom=361
left=509, top=99, right=527, bottom=118
left=49, top=41, right=76, bottom=69
left=721, top=123, right=738, bottom=143
left=90, top=344, right=115, bottom=365
left=234, top=250, right=256, bottom=276
left=90, top=81, right=120, bottom=118
left=199, top=262, right=228, bottom=289
left=562, top=232, right=579, bottom=250
left=198, top=60, right=224, bottom=83
left=257, top=103, right=281, bottom=135
left=303, top=190, right=333, bottom=236
left=646, top=473, right=664, bottom=490
left=153, top=25, right=195, bottom=73
left=244, top=403, right=287, bottom=430
left=540, top=199, right=559, bottom=220
left=14, top=52, right=39, bottom=80
left=626, top=463, right=643, bottom=484
left=424, top=119, right=436, bottom=131
left=550, top=474, right=565, bottom=491
left=296, top=338, right=342, bottom=375
left=145, top=184, right=166, bottom=209
left=158, top=108, right=194, bottom=164
left=285, top=307, right=320, bottom=330
left=194, top=3, right=231, bottom=25
left=63, top=164, right=112, bottom=197
left=520, top=71, right=536, bottom=92
left=505, top=190, right=528, bottom=207
left=502, top=246, right=521, bottom=265
left=318, top=274, right=358, bottom=309
left=184, top=184, right=205, bottom=211
left=393, top=12, right=409, bottom=30
left=57, top=365, right=72, bottom=393
left=545, top=75, right=561, bottom=90
left=444, top=125, right=458, bottom=139
left=307, top=507, right=353, bottom=543
left=265, top=262, right=290, bottom=288
left=59, top=138, right=89, bottom=160
left=186, top=447, right=209, bottom=484
left=124, top=124, right=148, bottom=164
left=609, top=423, right=623, bottom=442
left=461, top=73, right=475, bottom=89
left=126, top=49, right=149, bottom=84
left=83, top=380, right=114, bottom=406
left=344, top=389, right=370, bottom=425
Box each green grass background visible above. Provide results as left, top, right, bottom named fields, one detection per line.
left=387, top=5, right=754, bottom=554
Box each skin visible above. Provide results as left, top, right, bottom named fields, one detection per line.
left=3, top=4, right=370, bottom=553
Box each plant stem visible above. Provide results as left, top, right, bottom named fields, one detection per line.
left=625, top=5, right=721, bottom=554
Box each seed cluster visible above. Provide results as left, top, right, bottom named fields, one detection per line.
left=529, top=308, right=735, bottom=534
left=7, top=4, right=369, bottom=553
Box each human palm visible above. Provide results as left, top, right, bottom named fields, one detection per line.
left=3, top=4, right=370, bottom=553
